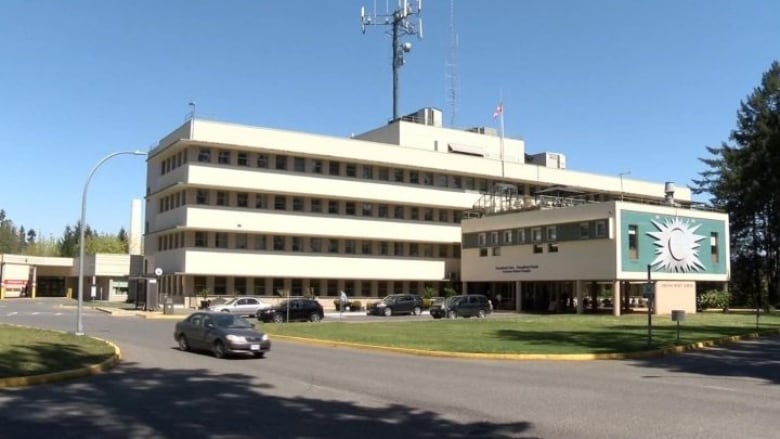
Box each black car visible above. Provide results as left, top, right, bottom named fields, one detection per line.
left=256, top=298, right=324, bottom=323
left=430, top=294, right=492, bottom=319
left=174, top=311, right=271, bottom=358
left=366, top=294, right=423, bottom=316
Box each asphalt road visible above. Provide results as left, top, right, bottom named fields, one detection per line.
left=1, top=298, right=778, bottom=439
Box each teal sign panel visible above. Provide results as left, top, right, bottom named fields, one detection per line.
left=620, top=210, right=727, bottom=274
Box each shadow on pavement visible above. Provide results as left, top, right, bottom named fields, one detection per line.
left=0, top=361, right=538, bottom=439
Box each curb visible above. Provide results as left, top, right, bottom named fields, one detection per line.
left=270, top=328, right=780, bottom=361
left=0, top=326, right=122, bottom=388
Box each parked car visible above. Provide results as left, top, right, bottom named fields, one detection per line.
left=209, top=296, right=271, bottom=316
left=366, top=294, right=423, bottom=316
left=256, top=298, right=324, bottom=323
left=174, top=311, right=271, bottom=358
left=430, top=294, right=492, bottom=319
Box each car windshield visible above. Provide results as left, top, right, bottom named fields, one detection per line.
left=212, top=314, right=252, bottom=328
left=444, top=296, right=460, bottom=306
left=382, top=296, right=398, bottom=304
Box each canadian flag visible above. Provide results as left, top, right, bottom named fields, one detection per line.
left=492, top=102, right=503, bottom=119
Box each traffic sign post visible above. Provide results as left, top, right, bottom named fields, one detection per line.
left=645, top=265, right=654, bottom=348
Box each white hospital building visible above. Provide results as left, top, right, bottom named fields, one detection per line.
left=140, top=107, right=729, bottom=313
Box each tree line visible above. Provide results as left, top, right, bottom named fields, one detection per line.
left=0, top=209, right=128, bottom=257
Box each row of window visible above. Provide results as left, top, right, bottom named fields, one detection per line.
left=479, top=243, right=559, bottom=257
left=180, top=276, right=448, bottom=297
left=159, top=145, right=578, bottom=197
left=158, top=231, right=461, bottom=258
left=158, top=188, right=465, bottom=224
left=477, top=222, right=607, bottom=247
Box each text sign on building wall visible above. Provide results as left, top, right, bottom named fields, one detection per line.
left=495, top=264, right=539, bottom=274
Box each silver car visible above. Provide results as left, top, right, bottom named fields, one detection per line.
left=209, top=296, right=271, bottom=317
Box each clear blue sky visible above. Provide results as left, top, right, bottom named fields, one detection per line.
left=1, top=1, right=778, bottom=241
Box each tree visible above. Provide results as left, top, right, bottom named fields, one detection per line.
left=694, top=61, right=780, bottom=307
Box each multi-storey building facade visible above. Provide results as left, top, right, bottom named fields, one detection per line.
left=143, top=107, right=711, bottom=308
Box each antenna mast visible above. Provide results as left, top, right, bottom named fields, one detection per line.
left=361, top=0, right=423, bottom=121
left=445, top=0, right=458, bottom=127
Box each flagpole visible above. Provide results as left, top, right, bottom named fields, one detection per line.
left=499, top=103, right=505, bottom=178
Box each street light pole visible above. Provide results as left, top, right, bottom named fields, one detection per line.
left=76, top=150, right=147, bottom=335
left=619, top=171, right=631, bottom=201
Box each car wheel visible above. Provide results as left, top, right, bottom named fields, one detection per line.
left=310, top=312, right=322, bottom=322
left=254, top=351, right=266, bottom=359
left=384, top=307, right=393, bottom=317
left=477, top=310, right=486, bottom=318
left=447, top=310, right=457, bottom=319
left=272, top=313, right=284, bottom=323
left=177, top=334, right=189, bottom=351
left=412, top=306, right=422, bottom=316
left=213, top=341, right=226, bottom=359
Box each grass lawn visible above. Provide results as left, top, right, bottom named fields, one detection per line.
left=259, top=312, right=780, bottom=355
left=0, top=325, right=117, bottom=379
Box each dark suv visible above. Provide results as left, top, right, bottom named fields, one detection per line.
left=430, top=294, right=492, bottom=319
left=366, top=294, right=423, bottom=316
left=256, top=298, right=324, bottom=323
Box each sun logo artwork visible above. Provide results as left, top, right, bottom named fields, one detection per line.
left=647, top=217, right=706, bottom=272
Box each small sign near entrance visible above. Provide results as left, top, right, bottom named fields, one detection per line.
left=642, top=283, right=655, bottom=299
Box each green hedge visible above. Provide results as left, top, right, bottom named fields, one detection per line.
left=698, top=289, right=730, bottom=311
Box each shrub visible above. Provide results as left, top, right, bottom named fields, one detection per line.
left=698, top=289, right=730, bottom=311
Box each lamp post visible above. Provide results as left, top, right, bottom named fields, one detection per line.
left=619, top=171, right=631, bottom=201
left=76, top=150, right=147, bottom=335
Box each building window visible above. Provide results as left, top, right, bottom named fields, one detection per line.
left=546, top=226, right=557, bottom=241
left=379, top=241, right=389, bottom=255
left=311, top=198, right=322, bottom=213
left=503, top=230, right=513, bottom=244
left=237, top=152, right=248, bottom=166
left=273, top=236, right=285, bottom=251
left=490, top=232, right=499, bottom=245
left=409, top=171, right=419, bottom=184
left=197, top=148, right=211, bottom=163
left=478, top=233, right=487, bottom=247
left=711, top=232, right=719, bottom=263
left=254, top=235, right=266, bottom=250
left=292, top=237, right=303, bottom=252
left=580, top=223, right=590, bottom=239
left=255, top=194, right=266, bottom=209
left=346, top=202, right=356, bottom=216
left=362, top=165, right=373, bottom=179
left=409, top=243, right=419, bottom=256
left=234, top=277, right=247, bottom=294
left=362, top=203, right=373, bottom=216
left=422, top=172, right=433, bottom=185
left=453, top=176, right=462, bottom=188
left=423, top=244, right=433, bottom=257
left=253, top=278, right=266, bottom=295
left=237, top=192, right=248, bottom=208
left=275, top=155, right=287, bottom=170
left=532, top=228, right=542, bottom=243
left=236, top=234, right=248, bottom=249
left=274, top=196, right=287, bottom=210
left=410, top=207, right=419, bottom=220
left=328, top=161, right=340, bottom=176
left=194, top=276, right=207, bottom=293
left=345, top=240, right=355, bottom=254
left=196, top=189, right=209, bottom=205
left=328, top=239, right=339, bottom=253
left=394, top=205, right=404, bottom=219
left=492, top=247, right=501, bottom=256
left=453, top=211, right=462, bottom=223
left=215, top=232, right=228, bottom=248
left=423, top=208, right=433, bottom=221
left=596, top=221, right=607, bottom=238
left=310, top=238, right=322, bottom=253
left=292, top=197, right=304, bottom=211
left=257, top=154, right=268, bottom=168
left=361, top=241, right=372, bottom=254
left=517, top=229, right=526, bottom=243
left=393, top=169, right=405, bottom=182
left=437, top=174, right=448, bottom=187
left=346, top=163, right=357, bottom=177
left=628, top=225, right=639, bottom=259
left=479, top=248, right=488, bottom=257
left=379, top=167, right=390, bottom=181
left=214, top=277, right=227, bottom=295
left=328, top=200, right=339, bottom=214
left=438, top=244, right=448, bottom=258
left=293, top=157, right=305, bottom=172
left=378, top=204, right=389, bottom=218
left=215, top=191, right=227, bottom=206
left=311, top=159, right=323, bottom=174
left=218, top=150, right=230, bottom=165
left=394, top=242, right=404, bottom=256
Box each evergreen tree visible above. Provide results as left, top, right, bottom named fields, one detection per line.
left=694, top=61, right=780, bottom=307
